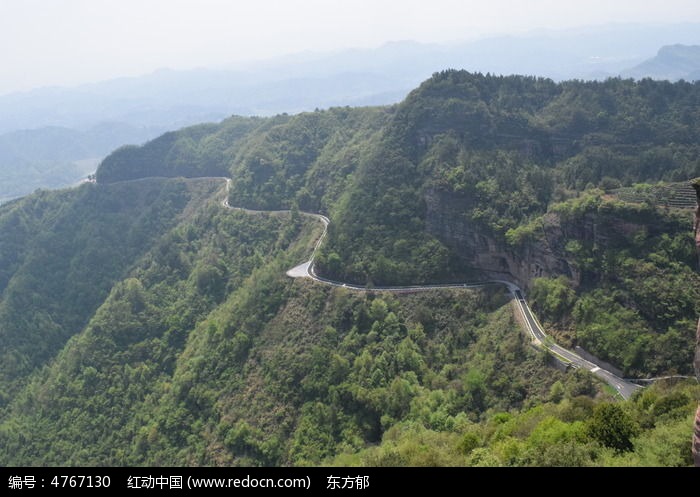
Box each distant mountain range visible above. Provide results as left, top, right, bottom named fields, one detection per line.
left=0, top=123, right=166, bottom=203
left=623, top=44, right=700, bottom=81
left=2, top=22, right=700, bottom=202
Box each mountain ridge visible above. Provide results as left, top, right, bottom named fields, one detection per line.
left=623, top=44, right=700, bottom=81
left=95, top=71, right=700, bottom=378
left=4, top=22, right=700, bottom=203
left=1, top=71, right=699, bottom=466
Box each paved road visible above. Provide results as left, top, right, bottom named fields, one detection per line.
left=280, top=202, right=642, bottom=400
left=121, top=176, right=642, bottom=399
left=512, top=290, right=641, bottom=399
left=106, top=176, right=645, bottom=399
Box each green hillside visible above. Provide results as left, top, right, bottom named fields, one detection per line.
left=1, top=72, right=699, bottom=466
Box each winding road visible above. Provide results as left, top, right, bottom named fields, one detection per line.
left=217, top=179, right=641, bottom=399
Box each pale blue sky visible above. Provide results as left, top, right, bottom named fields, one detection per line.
left=1, top=0, right=700, bottom=94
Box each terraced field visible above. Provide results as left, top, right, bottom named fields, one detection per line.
left=611, top=182, right=697, bottom=209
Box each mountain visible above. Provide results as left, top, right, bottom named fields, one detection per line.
left=0, top=72, right=699, bottom=466
left=623, top=44, right=700, bottom=81
left=3, top=22, right=700, bottom=204
left=95, top=71, right=700, bottom=378
left=0, top=123, right=164, bottom=203
left=5, top=23, right=700, bottom=132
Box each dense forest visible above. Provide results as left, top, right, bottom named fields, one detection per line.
left=1, top=72, right=699, bottom=466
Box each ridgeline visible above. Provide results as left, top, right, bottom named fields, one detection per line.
left=1, top=72, right=699, bottom=466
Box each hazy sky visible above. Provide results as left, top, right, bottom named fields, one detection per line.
left=2, top=0, right=700, bottom=95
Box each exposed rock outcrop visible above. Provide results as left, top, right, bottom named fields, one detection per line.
left=692, top=179, right=700, bottom=467
left=425, top=188, right=651, bottom=290
left=694, top=412, right=700, bottom=466
left=424, top=189, right=577, bottom=288
left=428, top=182, right=700, bottom=465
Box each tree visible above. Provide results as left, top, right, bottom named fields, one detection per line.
left=530, top=276, right=576, bottom=322
left=586, top=403, right=638, bottom=453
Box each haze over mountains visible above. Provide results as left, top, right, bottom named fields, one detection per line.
left=2, top=22, right=700, bottom=203
left=623, top=44, right=700, bottom=81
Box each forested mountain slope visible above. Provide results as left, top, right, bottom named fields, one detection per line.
left=1, top=72, right=699, bottom=466
left=97, top=72, right=700, bottom=376
left=0, top=178, right=226, bottom=402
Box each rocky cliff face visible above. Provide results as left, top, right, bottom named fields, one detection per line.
left=692, top=180, right=700, bottom=467
left=425, top=189, right=576, bottom=288
left=428, top=184, right=700, bottom=465
left=424, top=188, right=648, bottom=290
